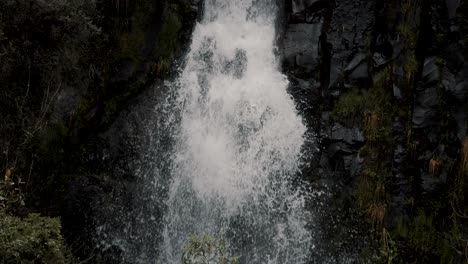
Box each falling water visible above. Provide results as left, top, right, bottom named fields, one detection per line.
left=158, top=0, right=312, bottom=263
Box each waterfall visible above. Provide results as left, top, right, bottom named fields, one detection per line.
left=158, top=1, right=312, bottom=263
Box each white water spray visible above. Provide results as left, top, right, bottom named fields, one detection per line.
left=159, top=1, right=312, bottom=262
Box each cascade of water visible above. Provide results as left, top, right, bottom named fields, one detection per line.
left=158, top=1, right=312, bottom=263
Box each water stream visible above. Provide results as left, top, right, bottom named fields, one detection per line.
left=157, top=0, right=312, bottom=263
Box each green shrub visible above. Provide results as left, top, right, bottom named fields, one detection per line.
left=181, top=234, right=238, bottom=264
left=0, top=211, right=70, bottom=264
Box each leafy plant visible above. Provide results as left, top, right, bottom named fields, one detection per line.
left=181, top=234, right=238, bottom=264
left=0, top=211, right=71, bottom=264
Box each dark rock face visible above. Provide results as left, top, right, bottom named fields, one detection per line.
left=58, top=1, right=199, bottom=262
left=283, top=23, right=322, bottom=69
left=62, top=83, right=176, bottom=262
left=327, top=0, right=375, bottom=89
left=413, top=57, right=441, bottom=128
left=291, top=0, right=319, bottom=14
left=283, top=0, right=467, bottom=262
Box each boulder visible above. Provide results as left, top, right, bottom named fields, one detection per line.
left=283, top=23, right=323, bottom=69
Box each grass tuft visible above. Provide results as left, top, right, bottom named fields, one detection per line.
left=429, top=158, right=441, bottom=177
left=461, top=137, right=468, bottom=174
left=364, top=111, right=380, bottom=142
left=368, top=203, right=386, bottom=232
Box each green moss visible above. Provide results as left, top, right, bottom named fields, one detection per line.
left=392, top=210, right=442, bottom=263
left=349, top=66, right=393, bottom=243
left=110, top=0, right=152, bottom=65
left=0, top=211, right=71, bottom=264
left=153, top=5, right=182, bottom=67
left=333, top=68, right=393, bottom=130
left=404, top=53, right=418, bottom=77
left=397, top=23, right=417, bottom=49
left=113, top=28, right=146, bottom=64
left=408, top=211, right=437, bottom=253
left=332, top=88, right=367, bottom=126
left=102, top=95, right=125, bottom=126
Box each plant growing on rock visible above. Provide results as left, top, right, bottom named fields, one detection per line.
left=428, top=158, right=441, bottom=177
left=181, top=234, right=238, bottom=264
left=461, top=137, right=468, bottom=174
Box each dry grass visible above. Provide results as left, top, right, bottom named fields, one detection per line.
left=113, top=0, right=130, bottom=14
left=364, top=111, right=380, bottom=142
left=155, top=59, right=170, bottom=76
left=368, top=203, right=386, bottom=232
left=4, top=168, right=11, bottom=182
left=461, top=137, right=468, bottom=174
left=381, top=228, right=397, bottom=263
left=429, top=158, right=441, bottom=177
left=375, top=183, right=385, bottom=201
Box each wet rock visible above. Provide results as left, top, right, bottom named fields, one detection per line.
left=348, top=62, right=369, bottom=80
left=344, top=53, right=366, bottom=72
left=416, top=86, right=439, bottom=108
left=393, top=84, right=402, bottom=99
left=292, top=0, right=319, bottom=13
left=290, top=76, right=318, bottom=93
left=393, top=144, right=406, bottom=165
left=62, top=83, right=173, bottom=262
left=421, top=57, right=440, bottom=85
left=393, top=120, right=405, bottom=134
left=453, top=107, right=467, bottom=141
left=412, top=106, right=436, bottom=129
left=321, top=111, right=331, bottom=122
left=442, top=64, right=468, bottom=102
left=327, top=0, right=375, bottom=88
left=373, top=52, right=388, bottom=68
left=446, top=0, right=460, bottom=19
left=374, top=34, right=393, bottom=58
left=343, top=153, right=362, bottom=177
left=327, top=142, right=353, bottom=158
left=413, top=57, right=441, bottom=128
left=329, top=123, right=365, bottom=146
left=191, top=0, right=201, bottom=12
left=344, top=52, right=369, bottom=85
left=420, top=171, right=446, bottom=194
left=283, top=23, right=322, bottom=69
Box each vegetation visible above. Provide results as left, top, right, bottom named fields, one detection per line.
left=0, top=0, right=195, bottom=261
left=1, top=174, right=72, bottom=263
left=181, top=234, right=238, bottom=264
left=0, top=0, right=193, bottom=208
left=346, top=0, right=468, bottom=261
left=332, top=88, right=367, bottom=126
left=0, top=212, right=71, bottom=264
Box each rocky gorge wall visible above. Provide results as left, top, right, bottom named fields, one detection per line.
left=282, top=0, right=467, bottom=262
left=0, top=0, right=199, bottom=262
